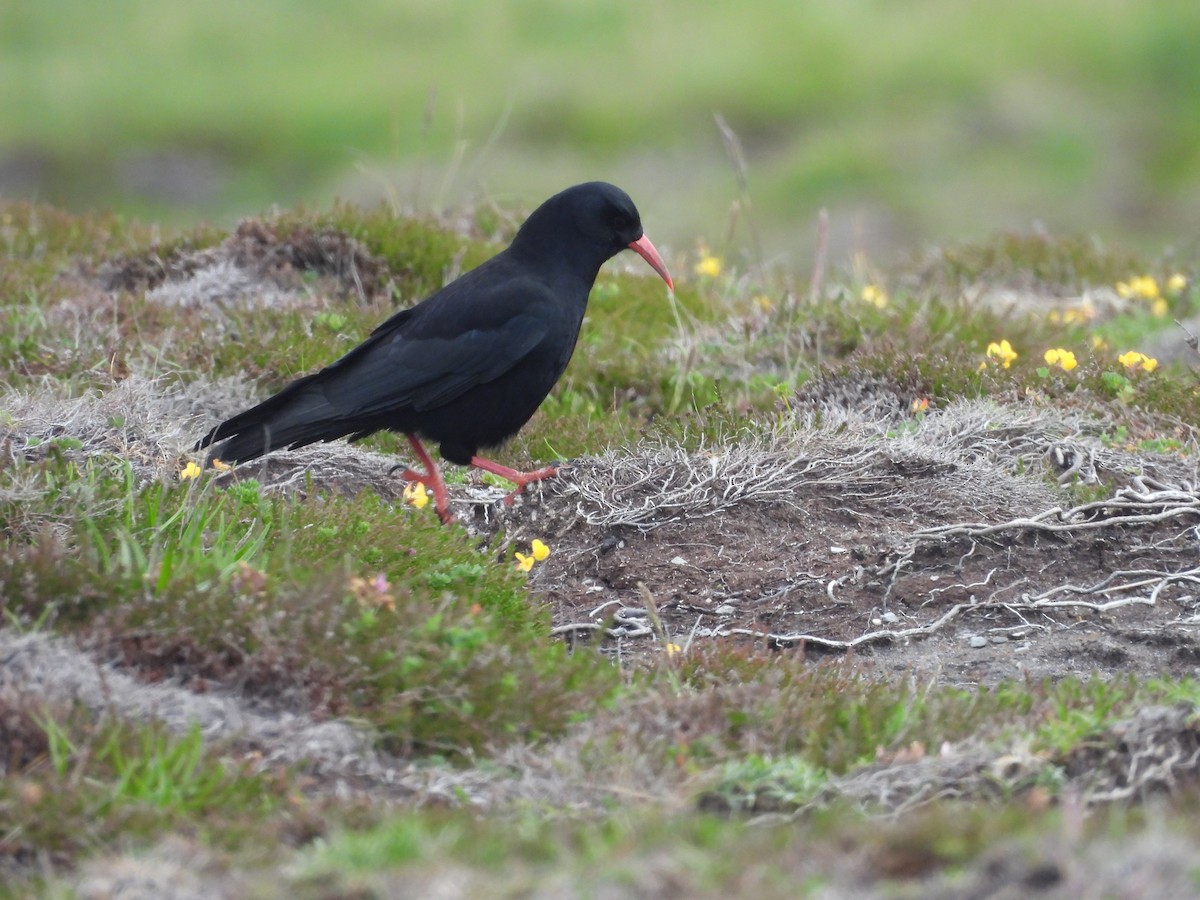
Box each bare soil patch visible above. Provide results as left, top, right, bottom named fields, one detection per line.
left=477, top=411, right=1200, bottom=688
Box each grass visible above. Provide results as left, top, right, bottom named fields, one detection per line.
left=2, top=453, right=619, bottom=758
left=3, top=195, right=1200, bottom=893
left=8, top=1, right=1200, bottom=261
left=0, top=698, right=312, bottom=882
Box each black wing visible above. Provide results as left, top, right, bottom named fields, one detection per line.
left=195, top=258, right=558, bottom=458
left=315, top=268, right=553, bottom=416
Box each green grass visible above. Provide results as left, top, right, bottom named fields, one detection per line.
left=1, top=453, right=619, bottom=758
left=7, top=1, right=1200, bottom=259
left=288, top=773, right=1200, bottom=897
left=0, top=701, right=307, bottom=880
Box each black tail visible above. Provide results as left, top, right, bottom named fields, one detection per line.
left=195, top=373, right=345, bottom=464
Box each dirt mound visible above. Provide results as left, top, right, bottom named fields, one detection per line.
left=97, top=218, right=390, bottom=302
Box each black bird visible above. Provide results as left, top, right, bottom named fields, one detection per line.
left=195, top=182, right=674, bottom=523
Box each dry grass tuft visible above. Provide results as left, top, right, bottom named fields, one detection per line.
left=548, top=400, right=1076, bottom=533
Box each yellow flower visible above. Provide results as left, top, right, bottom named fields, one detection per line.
left=694, top=253, right=722, bottom=279
left=1043, top=348, right=1077, bottom=371
left=1118, top=351, right=1158, bottom=373
left=1054, top=300, right=1095, bottom=325
left=861, top=284, right=888, bottom=309
left=752, top=294, right=773, bottom=314
left=402, top=482, right=430, bottom=509
left=515, top=539, right=551, bottom=572
left=911, top=397, right=929, bottom=413
left=211, top=458, right=232, bottom=471
left=665, top=642, right=683, bottom=656
left=985, top=339, right=1018, bottom=369
left=1116, top=275, right=1160, bottom=301
left=1152, top=297, right=1168, bottom=317
left=1090, top=334, right=1109, bottom=352
left=1167, top=273, right=1188, bottom=295
left=180, top=461, right=203, bottom=480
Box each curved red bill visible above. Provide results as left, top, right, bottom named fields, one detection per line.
left=627, top=234, right=674, bottom=291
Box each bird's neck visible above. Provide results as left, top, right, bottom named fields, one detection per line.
left=509, top=230, right=605, bottom=294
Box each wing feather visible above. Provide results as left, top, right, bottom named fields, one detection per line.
left=323, top=312, right=547, bottom=415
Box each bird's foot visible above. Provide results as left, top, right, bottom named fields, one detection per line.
left=387, top=464, right=428, bottom=484
left=469, top=456, right=564, bottom=506
left=500, top=464, right=561, bottom=506
left=393, top=436, right=455, bottom=525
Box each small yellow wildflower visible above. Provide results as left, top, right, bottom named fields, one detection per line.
left=1051, top=299, right=1095, bottom=325
left=1167, top=273, right=1188, bottom=295
left=911, top=397, right=929, bottom=414
left=180, top=461, right=203, bottom=480
left=515, top=539, right=552, bottom=572
left=1152, top=297, right=1169, bottom=317
left=1090, top=334, right=1109, bottom=352
left=1043, top=348, right=1077, bottom=371
left=985, top=339, right=1018, bottom=369
left=211, top=458, right=232, bottom=471
left=752, top=294, right=773, bottom=314
left=861, top=284, right=888, bottom=309
left=694, top=252, right=722, bottom=279
left=402, top=482, right=430, bottom=509
left=1118, top=350, right=1158, bottom=373
left=1116, top=275, right=1161, bottom=301
left=665, top=642, right=683, bottom=656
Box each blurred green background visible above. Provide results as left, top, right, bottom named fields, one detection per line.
left=4, top=0, right=1199, bottom=266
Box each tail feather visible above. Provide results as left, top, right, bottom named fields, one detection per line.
left=195, top=380, right=344, bottom=464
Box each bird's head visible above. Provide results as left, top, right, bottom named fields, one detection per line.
left=515, top=182, right=674, bottom=291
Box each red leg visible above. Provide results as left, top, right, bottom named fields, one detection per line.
left=400, top=435, right=454, bottom=524
left=469, top=455, right=561, bottom=505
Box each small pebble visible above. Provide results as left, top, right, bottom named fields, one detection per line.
left=714, top=604, right=737, bottom=616
left=990, top=635, right=1009, bottom=644
left=670, top=555, right=688, bottom=565
left=881, top=611, right=898, bottom=624
left=968, top=635, right=989, bottom=649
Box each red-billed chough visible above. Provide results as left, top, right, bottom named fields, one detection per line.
left=195, top=181, right=673, bottom=523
